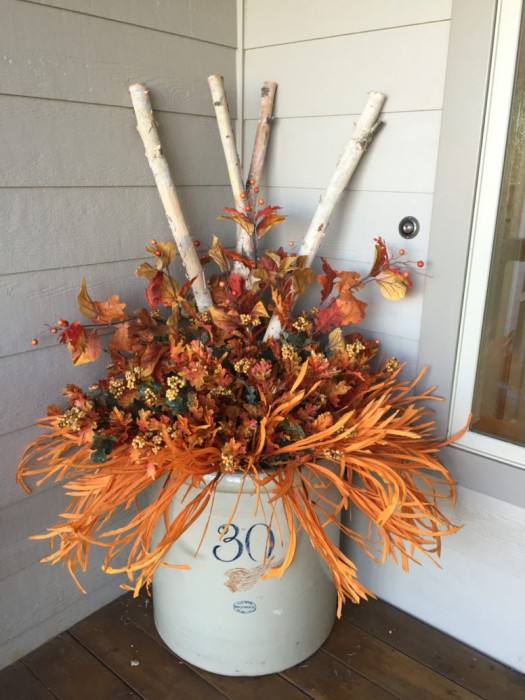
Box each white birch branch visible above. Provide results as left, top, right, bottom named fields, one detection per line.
left=246, top=81, right=277, bottom=209
left=264, top=90, right=387, bottom=341
left=207, top=74, right=255, bottom=261
left=129, top=83, right=212, bottom=312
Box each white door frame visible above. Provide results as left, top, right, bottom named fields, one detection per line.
left=417, top=0, right=525, bottom=506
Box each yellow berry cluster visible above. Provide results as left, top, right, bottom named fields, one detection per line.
left=281, top=343, right=296, bottom=361
left=125, top=367, right=142, bottom=390
left=220, top=452, right=236, bottom=472
left=383, top=357, right=399, bottom=373
left=292, top=315, right=312, bottom=334
left=143, top=388, right=157, bottom=407
left=233, top=358, right=251, bottom=374
left=323, top=448, right=344, bottom=460
left=58, top=407, right=87, bottom=432
left=166, top=375, right=185, bottom=401
left=346, top=340, right=365, bottom=358
left=211, top=386, right=233, bottom=397
left=132, top=431, right=165, bottom=454
left=108, top=378, right=125, bottom=398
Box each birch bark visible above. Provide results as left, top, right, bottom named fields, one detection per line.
left=129, top=83, right=212, bottom=312
left=264, top=91, right=386, bottom=340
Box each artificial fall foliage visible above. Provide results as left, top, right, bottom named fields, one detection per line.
left=18, top=205, right=464, bottom=615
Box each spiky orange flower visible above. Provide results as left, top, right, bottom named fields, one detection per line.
left=18, top=216, right=466, bottom=614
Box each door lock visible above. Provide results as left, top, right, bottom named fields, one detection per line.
left=398, top=216, right=420, bottom=239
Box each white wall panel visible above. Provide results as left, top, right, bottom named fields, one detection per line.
left=244, top=0, right=452, bottom=48
left=245, top=22, right=450, bottom=117
left=345, top=486, right=525, bottom=673
left=244, top=111, right=442, bottom=193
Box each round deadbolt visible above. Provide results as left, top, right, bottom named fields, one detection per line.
left=398, top=216, right=420, bottom=239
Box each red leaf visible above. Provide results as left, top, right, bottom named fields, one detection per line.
left=145, top=271, right=164, bottom=309
left=317, top=257, right=338, bottom=303
left=369, top=238, right=389, bottom=278
left=60, top=322, right=102, bottom=365
left=217, top=208, right=254, bottom=234
left=228, top=272, right=244, bottom=297
left=313, top=299, right=343, bottom=333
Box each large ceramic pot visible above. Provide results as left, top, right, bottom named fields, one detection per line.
left=151, top=471, right=339, bottom=676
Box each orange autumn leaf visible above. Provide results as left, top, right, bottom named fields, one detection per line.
left=208, top=236, right=231, bottom=274
left=60, top=321, right=102, bottom=365
left=77, top=279, right=128, bottom=324
left=108, top=322, right=132, bottom=354
left=217, top=208, right=254, bottom=234
left=335, top=293, right=367, bottom=325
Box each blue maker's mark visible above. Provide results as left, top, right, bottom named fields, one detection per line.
left=233, top=600, right=257, bottom=614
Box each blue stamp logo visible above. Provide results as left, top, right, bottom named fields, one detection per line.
left=233, top=600, right=257, bottom=614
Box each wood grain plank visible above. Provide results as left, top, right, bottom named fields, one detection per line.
left=244, top=111, right=442, bottom=193
left=245, top=0, right=452, bottom=48
left=2, top=0, right=235, bottom=113
left=0, top=660, right=57, bottom=699
left=122, top=593, right=312, bottom=699
left=0, top=95, right=229, bottom=187
left=323, top=618, right=482, bottom=699
left=280, top=647, right=397, bottom=699
left=70, top=598, right=228, bottom=700
left=244, top=22, right=449, bottom=118
left=22, top=633, right=140, bottom=699
left=27, top=0, right=237, bottom=47
left=1, top=185, right=234, bottom=275
left=346, top=596, right=525, bottom=699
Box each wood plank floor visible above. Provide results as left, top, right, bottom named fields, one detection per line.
left=1, top=593, right=523, bottom=700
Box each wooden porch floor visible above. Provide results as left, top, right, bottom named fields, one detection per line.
left=1, top=593, right=523, bottom=699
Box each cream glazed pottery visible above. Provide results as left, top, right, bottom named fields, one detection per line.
left=150, top=470, right=339, bottom=676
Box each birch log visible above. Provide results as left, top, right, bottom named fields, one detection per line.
left=264, top=90, right=387, bottom=341
left=129, top=83, right=212, bottom=312
left=207, top=74, right=254, bottom=260
left=246, top=81, right=277, bottom=209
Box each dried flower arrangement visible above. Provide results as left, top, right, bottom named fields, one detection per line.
left=17, top=77, right=463, bottom=616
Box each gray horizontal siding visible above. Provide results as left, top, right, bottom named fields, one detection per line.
left=25, top=0, right=237, bottom=47
left=0, top=0, right=237, bottom=669
left=2, top=0, right=236, bottom=113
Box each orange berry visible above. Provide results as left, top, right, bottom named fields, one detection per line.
left=150, top=238, right=157, bottom=245
left=417, top=260, right=424, bottom=268
left=258, top=198, right=265, bottom=205
left=403, top=272, right=410, bottom=279
left=398, top=248, right=405, bottom=255
left=288, top=240, right=294, bottom=247
left=240, top=192, right=247, bottom=199
left=245, top=204, right=252, bottom=212
left=253, top=186, right=260, bottom=193
left=50, top=327, right=58, bottom=334
left=219, top=281, right=226, bottom=288
left=155, top=250, right=162, bottom=257
left=193, top=240, right=201, bottom=247
left=56, top=319, right=69, bottom=327
left=249, top=178, right=256, bottom=185
left=31, top=338, right=38, bottom=346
